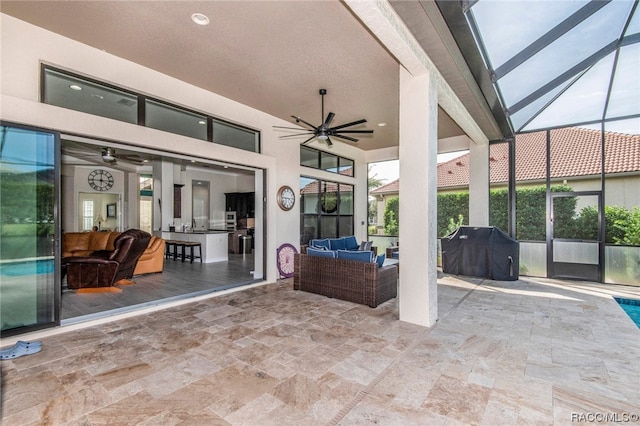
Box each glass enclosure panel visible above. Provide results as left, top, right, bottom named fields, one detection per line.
left=43, top=68, right=137, bottom=124
left=515, top=131, right=547, bottom=241
left=146, top=100, right=207, bottom=141
left=496, top=1, right=632, bottom=108
left=605, top=245, right=640, bottom=286
left=553, top=241, right=599, bottom=264
left=338, top=184, right=353, bottom=215
left=470, top=1, right=585, bottom=70
left=300, top=177, right=319, bottom=214
left=212, top=120, right=259, bottom=152
left=519, top=241, right=547, bottom=277
left=320, top=152, right=339, bottom=173
left=488, top=142, right=509, bottom=233
left=553, top=194, right=599, bottom=240
left=608, top=44, right=640, bottom=119
left=550, top=128, right=601, bottom=192
left=526, top=53, right=615, bottom=130
left=339, top=158, right=354, bottom=177
left=1, top=125, right=57, bottom=334
left=300, top=146, right=319, bottom=168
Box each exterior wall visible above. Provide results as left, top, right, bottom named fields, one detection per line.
left=0, top=14, right=368, bottom=282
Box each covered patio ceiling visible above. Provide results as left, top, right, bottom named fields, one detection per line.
left=438, top=0, right=640, bottom=135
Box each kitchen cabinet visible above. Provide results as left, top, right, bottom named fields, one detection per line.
left=225, top=192, right=255, bottom=221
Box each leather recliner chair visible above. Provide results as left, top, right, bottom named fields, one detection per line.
left=65, top=229, right=151, bottom=289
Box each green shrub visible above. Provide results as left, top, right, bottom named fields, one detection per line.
left=383, top=197, right=399, bottom=236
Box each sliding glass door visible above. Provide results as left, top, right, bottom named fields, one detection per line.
left=0, top=124, right=59, bottom=336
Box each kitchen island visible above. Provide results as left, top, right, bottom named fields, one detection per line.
left=161, top=230, right=229, bottom=263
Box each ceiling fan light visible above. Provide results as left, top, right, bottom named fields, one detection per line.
left=317, top=134, right=329, bottom=140
left=102, top=148, right=115, bottom=161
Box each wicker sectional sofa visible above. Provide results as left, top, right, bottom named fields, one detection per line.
left=293, top=253, right=398, bottom=308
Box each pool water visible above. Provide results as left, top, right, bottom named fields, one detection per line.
left=615, top=297, right=640, bottom=328
left=0, top=259, right=54, bottom=276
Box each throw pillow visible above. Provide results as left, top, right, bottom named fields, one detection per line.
left=336, top=249, right=374, bottom=263
left=359, top=240, right=373, bottom=251
left=310, top=238, right=331, bottom=250
left=307, top=247, right=336, bottom=258
left=343, top=235, right=359, bottom=250
left=329, top=237, right=347, bottom=250
left=375, top=254, right=386, bottom=268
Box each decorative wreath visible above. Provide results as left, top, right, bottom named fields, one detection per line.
left=276, top=243, right=298, bottom=278
left=320, top=192, right=339, bottom=213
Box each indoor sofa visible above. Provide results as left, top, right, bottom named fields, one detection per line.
left=293, top=252, right=397, bottom=308
left=62, top=231, right=165, bottom=275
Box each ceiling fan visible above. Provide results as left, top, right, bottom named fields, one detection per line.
left=99, top=147, right=145, bottom=165
left=273, top=89, right=373, bottom=146
left=62, top=143, right=145, bottom=166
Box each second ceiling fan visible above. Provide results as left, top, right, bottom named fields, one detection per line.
left=274, top=89, right=373, bottom=146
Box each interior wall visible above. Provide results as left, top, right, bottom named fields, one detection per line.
left=0, top=13, right=368, bottom=281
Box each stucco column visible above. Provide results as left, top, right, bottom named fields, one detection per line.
left=468, top=142, right=490, bottom=226
left=152, top=160, right=174, bottom=232
left=398, top=67, right=438, bottom=327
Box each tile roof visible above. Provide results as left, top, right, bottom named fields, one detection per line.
left=370, top=127, right=640, bottom=193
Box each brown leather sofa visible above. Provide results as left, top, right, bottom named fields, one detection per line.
left=64, top=229, right=151, bottom=289
left=63, top=231, right=165, bottom=275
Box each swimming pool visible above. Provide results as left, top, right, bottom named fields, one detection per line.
left=615, top=297, right=640, bottom=329
left=0, top=259, right=54, bottom=276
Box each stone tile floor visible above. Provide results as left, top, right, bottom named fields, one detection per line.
left=1, top=275, right=639, bottom=425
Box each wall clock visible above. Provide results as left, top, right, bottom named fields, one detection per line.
left=277, top=185, right=295, bottom=211
left=276, top=243, right=298, bottom=278
left=88, top=169, right=114, bottom=192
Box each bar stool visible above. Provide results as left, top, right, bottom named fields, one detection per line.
left=181, top=241, right=202, bottom=263
left=165, top=240, right=179, bottom=260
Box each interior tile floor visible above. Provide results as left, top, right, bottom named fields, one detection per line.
left=62, top=253, right=259, bottom=321
left=2, top=274, right=639, bottom=425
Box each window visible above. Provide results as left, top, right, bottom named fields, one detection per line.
left=299, top=176, right=354, bottom=245
left=300, top=146, right=354, bottom=177
left=82, top=200, right=94, bottom=231
left=41, top=66, right=260, bottom=153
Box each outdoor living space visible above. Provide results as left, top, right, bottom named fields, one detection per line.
left=2, top=275, right=639, bottom=425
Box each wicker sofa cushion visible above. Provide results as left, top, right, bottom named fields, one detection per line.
left=336, top=249, right=373, bottom=263
left=307, top=247, right=336, bottom=258
left=343, top=236, right=359, bottom=250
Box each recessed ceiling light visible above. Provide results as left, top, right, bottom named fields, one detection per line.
left=91, top=94, right=104, bottom=100
left=378, top=122, right=387, bottom=127
left=143, top=159, right=149, bottom=163
left=191, top=13, right=209, bottom=26
left=198, top=120, right=206, bottom=125
left=69, top=84, right=82, bottom=91
left=191, top=160, right=196, bottom=163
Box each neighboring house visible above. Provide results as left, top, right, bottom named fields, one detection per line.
left=370, top=127, right=640, bottom=229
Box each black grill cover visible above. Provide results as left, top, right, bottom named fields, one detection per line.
left=441, top=226, right=519, bottom=280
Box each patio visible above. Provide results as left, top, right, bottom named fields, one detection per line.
left=2, top=274, right=638, bottom=425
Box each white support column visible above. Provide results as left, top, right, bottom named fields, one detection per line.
left=398, top=67, right=438, bottom=327
left=152, top=160, right=174, bottom=232
left=468, top=142, right=490, bottom=226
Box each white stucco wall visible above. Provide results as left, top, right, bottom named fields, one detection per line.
left=0, top=13, right=368, bottom=282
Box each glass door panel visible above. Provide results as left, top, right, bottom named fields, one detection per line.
left=551, top=193, right=601, bottom=281
left=1, top=124, right=59, bottom=335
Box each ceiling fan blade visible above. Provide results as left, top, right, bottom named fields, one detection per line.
left=332, top=129, right=374, bottom=134
left=291, top=115, right=318, bottom=130
left=300, top=135, right=317, bottom=145
left=278, top=132, right=315, bottom=138
left=325, top=137, right=333, bottom=147
left=332, top=134, right=359, bottom=142
left=330, top=119, right=367, bottom=131
left=323, top=112, right=335, bottom=128
left=273, top=126, right=312, bottom=131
